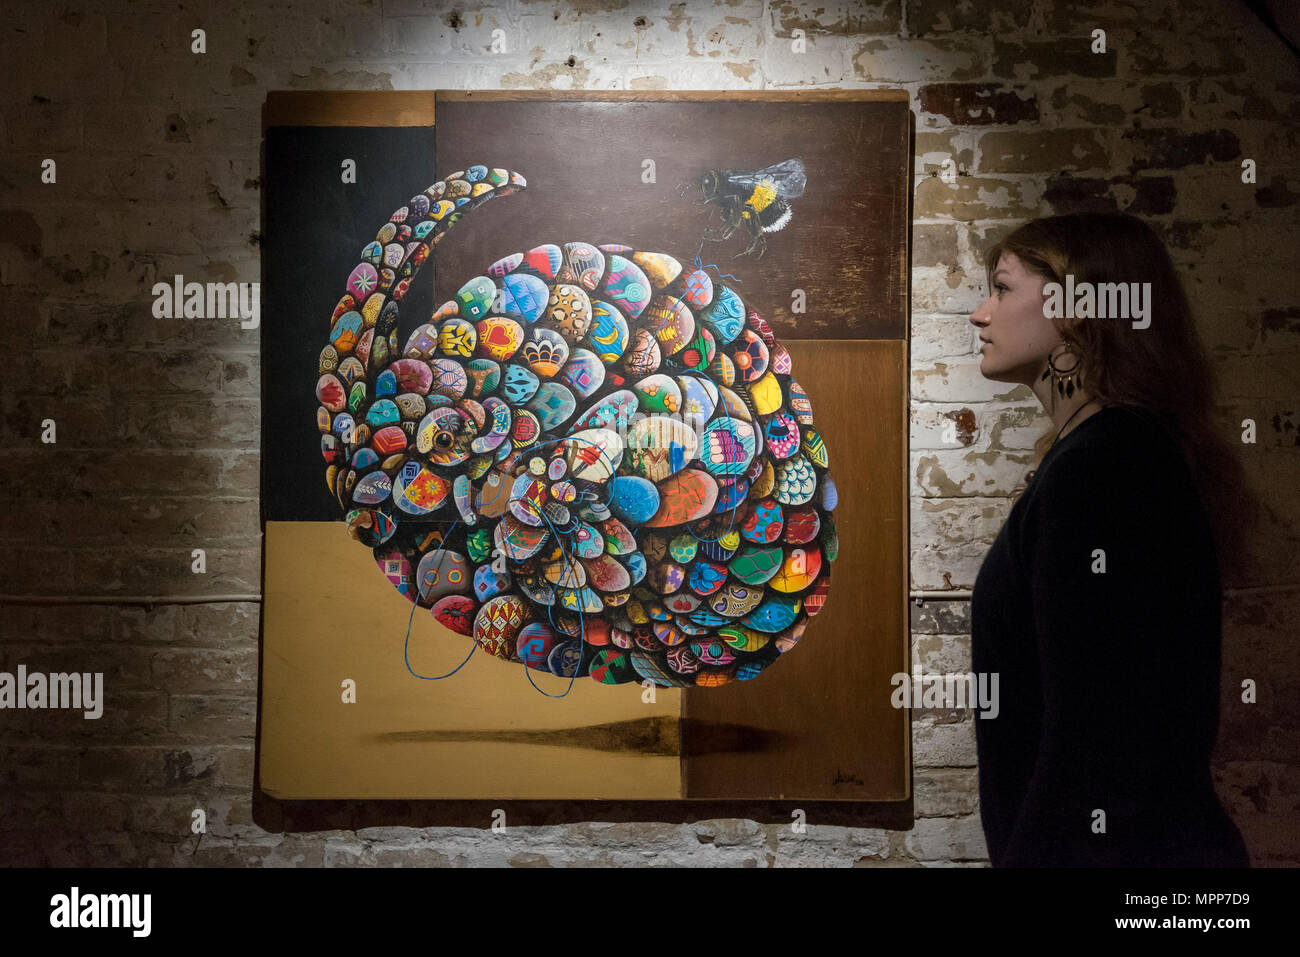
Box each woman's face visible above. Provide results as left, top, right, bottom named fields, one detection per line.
left=969, top=252, right=1059, bottom=387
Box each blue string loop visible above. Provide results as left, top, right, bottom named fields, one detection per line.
left=403, top=519, right=474, bottom=679
left=692, top=252, right=741, bottom=285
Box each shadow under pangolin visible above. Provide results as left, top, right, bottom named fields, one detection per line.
left=369, top=717, right=789, bottom=756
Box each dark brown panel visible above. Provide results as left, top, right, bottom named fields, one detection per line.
left=436, top=90, right=909, bottom=102
left=432, top=94, right=909, bottom=339
left=683, top=340, right=911, bottom=801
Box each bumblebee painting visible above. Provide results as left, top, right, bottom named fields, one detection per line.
left=677, top=158, right=807, bottom=260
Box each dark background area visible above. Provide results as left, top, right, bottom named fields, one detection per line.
left=261, top=125, right=437, bottom=522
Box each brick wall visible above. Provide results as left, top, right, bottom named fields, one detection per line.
left=1, top=0, right=1296, bottom=866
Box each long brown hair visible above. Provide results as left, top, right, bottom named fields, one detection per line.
left=983, top=212, right=1259, bottom=585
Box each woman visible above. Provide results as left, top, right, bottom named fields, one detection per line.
left=968, top=212, right=1255, bottom=867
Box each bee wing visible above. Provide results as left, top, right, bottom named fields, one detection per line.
left=761, top=158, right=806, bottom=198
left=724, top=158, right=806, bottom=199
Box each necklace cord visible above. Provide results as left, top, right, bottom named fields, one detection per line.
left=1051, top=397, right=1099, bottom=447
left=1023, top=398, right=1100, bottom=488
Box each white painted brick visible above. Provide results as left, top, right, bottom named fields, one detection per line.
left=912, top=713, right=978, bottom=767
left=762, top=32, right=852, bottom=86
left=911, top=633, right=974, bottom=676
left=767, top=0, right=898, bottom=36
left=911, top=539, right=998, bottom=590
left=911, top=314, right=980, bottom=362
left=623, top=59, right=765, bottom=90
left=380, top=15, right=477, bottom=58
left=771, top=826, right=891, bottom=866
left=518, top=15, right=600, bottom=58
left=918, top=859, right=989, bottom=867
left=911, top=496, right=1011, bottom=548
left=905, top=814, right=989, bottom=862
left=911, top=264, right=988, bottom=314
left=912, top=446, right=1036, bottom=498
left=913, top=768, right=981, bottom=817
left=914, top=129, right=980, bottom=174
left=912, top=356, right=1030, bottom=402
left=686, top=14, right=766, bottom=61
left=985, top=404, right=1050, bottom=450
left=910, top=403, right=980, bottom=450
left=852, top=37, right=989, bottom=83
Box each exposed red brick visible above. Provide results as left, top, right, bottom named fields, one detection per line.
left=1122, top=127, right=1241, bottom=171
left=993, top=38, right=1118, bottom=80
left=1043, top=172, right=1176, bottom=215
left=919, top=83, right=1039, bottom=125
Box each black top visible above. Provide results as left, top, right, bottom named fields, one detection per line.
left=971, top=404, right=1248, bottom=867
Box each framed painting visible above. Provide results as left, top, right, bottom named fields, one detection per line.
left=258, top=91, right=911, bottom=812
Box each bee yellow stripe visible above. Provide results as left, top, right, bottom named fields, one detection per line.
left=745, top=180, right=777, bottom=214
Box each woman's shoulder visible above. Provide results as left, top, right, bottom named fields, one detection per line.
left=1013, top=403, right=1221, bottom=591
left=1042, top=404, right=1184, bottom=475
left=1076, top=403, right=1177, bottom=447
left=1025, top=403, right=1200, bottom=526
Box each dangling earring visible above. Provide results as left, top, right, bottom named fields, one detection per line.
left=1041, top=342, right=1084, bottom=399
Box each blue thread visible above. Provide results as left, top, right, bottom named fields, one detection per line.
left=525, top=503, right=586, bottom=697
left=509, top=488, right=592, bottom=697
left=498, top=432, right=621, bottom=696
left=692, top=252, right=742, bottom=285
left=403, top=519, right=475, bottom=680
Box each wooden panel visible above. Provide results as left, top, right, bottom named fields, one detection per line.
left=682, top=340, right=911, bottom=800
left=259, top=522, right=683, bottom=800
left=261, top=89, right=908, bottom=133
left=433, top=94, right=910, bottom=339
left=435, top=90, right=908, bottom=102
left=257, top=91, right=912, bottom=808
left=262, top=91, right=436, bottom=129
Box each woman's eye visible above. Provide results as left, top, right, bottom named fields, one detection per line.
left=994, top=284, right=1007, bottom=297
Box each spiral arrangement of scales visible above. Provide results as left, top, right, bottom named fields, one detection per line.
left=314, top=165, right=838, bottom=688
